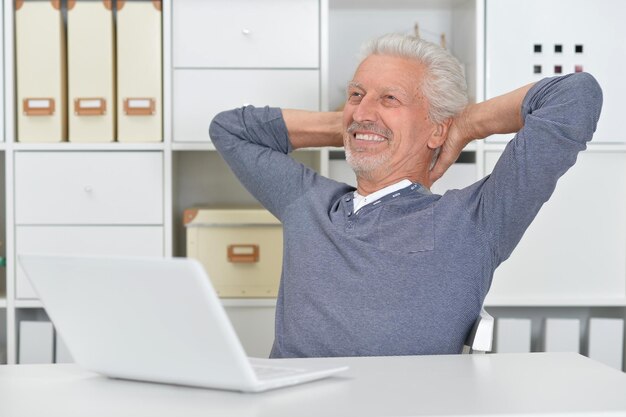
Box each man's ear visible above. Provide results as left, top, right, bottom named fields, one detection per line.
left=427, top=118, right=452, bottom=149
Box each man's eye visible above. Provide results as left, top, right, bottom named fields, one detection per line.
left=385, top=95, right=397, bottom=101
left=348, top=91, right=363, bottom=102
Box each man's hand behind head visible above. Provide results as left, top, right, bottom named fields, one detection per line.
left=429, top=107, right=473, bottom=185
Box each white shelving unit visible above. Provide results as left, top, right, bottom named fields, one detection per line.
left=482, top=0, right=626, bottom=369
left=1, top=0, right=174, bottom=364
left=0, top=0, right=5, bottom=366
left=1, top=0, right=625, bottom=369
left=483, top=0, right=626, bottom=317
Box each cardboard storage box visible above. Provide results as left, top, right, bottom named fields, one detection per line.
left=117, top=0, right=163, bottom=142
left=15, top=0, right=67, bottom=142
left=67, top=0, right=115, bottom=142
left=184, top=208, right=282, bottom=298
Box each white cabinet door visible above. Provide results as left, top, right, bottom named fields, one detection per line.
left=484, top=150, right=626, bottom=304
left=15, top=152, right=163, bottom=224
left=174, top=69, right=319, bottom=142
left=15, top=226, right=164, bottom=299
left=486, top=0, right=626, bottom=143
left=173, top=0, right=319, bottom=68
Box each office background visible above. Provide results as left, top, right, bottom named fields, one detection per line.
left=0, top=0, right=624, bottom=371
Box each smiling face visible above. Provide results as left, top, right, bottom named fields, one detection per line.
left=343, top=54, right=444, bottom=189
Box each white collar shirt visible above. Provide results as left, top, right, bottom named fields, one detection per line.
left=352, top=179, right=413, bottom=213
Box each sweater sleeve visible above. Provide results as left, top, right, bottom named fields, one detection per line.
left=455, top=72, right=603, bottom=265
left=209, top=105, right=323, bottom=220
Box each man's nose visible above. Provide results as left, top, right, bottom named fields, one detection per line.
left=352, top=95, right=378, bottom=123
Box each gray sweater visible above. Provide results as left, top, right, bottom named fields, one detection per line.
left=209, top=73, right=602, bottom=358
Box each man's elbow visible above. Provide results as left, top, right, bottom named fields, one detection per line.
left=574, top=72, right=603, bottom=137
left=208, top=109, right=240, bottom=143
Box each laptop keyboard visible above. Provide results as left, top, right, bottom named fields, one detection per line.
left=253, top=365, right=307, bottom=380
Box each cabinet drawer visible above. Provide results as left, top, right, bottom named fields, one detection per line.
left=173, top=0, right=319, bottom=68
left=15, top=152, right=163, bottom=224
left=15, top=226, right=164, bottom=299
left=174, top=69, right=319, bottom=142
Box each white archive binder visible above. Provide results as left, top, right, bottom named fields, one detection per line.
left=543, top=318, right=580, bottom=353
left=588, top=318, right=624, bottom=371
left=19, top=321, right=54, bottom=364
left=495, top=318, right=532, bottom=353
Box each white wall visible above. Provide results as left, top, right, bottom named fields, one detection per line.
left=329, top=8, right=452, bottom=110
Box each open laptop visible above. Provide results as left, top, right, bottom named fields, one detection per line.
left=18, top=254, right=348, bottom=392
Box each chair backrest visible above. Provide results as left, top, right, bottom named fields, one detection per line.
left=462, top=307, right=494, bottom=354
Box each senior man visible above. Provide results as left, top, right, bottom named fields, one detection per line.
left=209, top=33, right=602, bottom=358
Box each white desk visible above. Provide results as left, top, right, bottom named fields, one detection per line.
left=1, top=353, right=625, bottom=417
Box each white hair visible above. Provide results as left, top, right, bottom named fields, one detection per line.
left=361, top=33, right=468, bottom=124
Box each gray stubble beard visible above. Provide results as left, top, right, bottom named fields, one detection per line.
left=343, top=132, right=393, bottom=181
